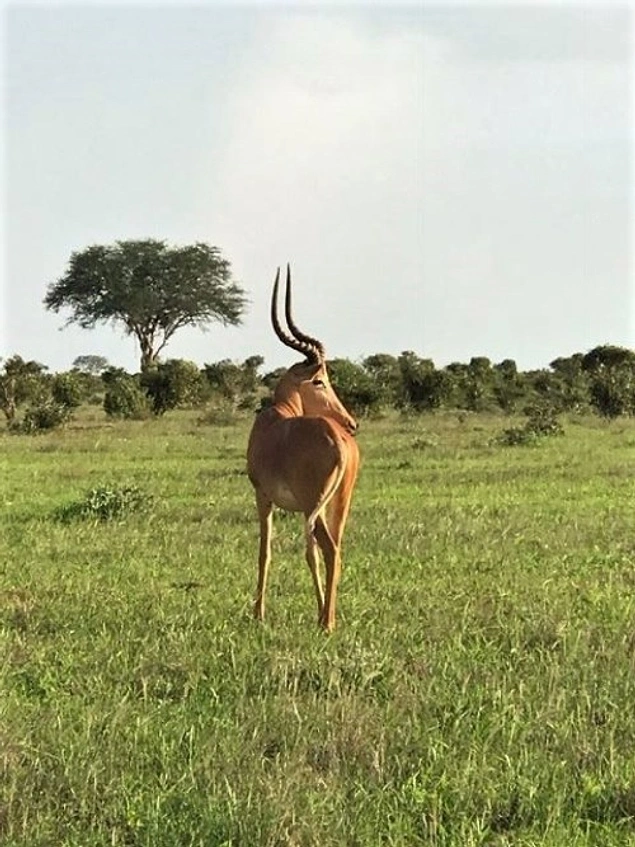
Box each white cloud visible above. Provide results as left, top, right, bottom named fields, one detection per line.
left=206, top=13, right=425, bottom=364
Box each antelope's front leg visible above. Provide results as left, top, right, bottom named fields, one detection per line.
left=253, top=492, right=273, bottom=621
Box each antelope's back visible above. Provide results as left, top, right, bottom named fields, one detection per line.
left=247, top=412, right=356, bottom=511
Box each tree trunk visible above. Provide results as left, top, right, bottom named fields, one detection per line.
left=138, top=335, right=158, bottom=373
left=0, top=377, right=16, bottom=422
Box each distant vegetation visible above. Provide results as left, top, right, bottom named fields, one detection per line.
left=31, top=238, right=635, bottom=431
left=2, top=343, right=635, bottom=433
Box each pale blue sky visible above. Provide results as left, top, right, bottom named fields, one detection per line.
left=2, top=2, right=632, bottom=373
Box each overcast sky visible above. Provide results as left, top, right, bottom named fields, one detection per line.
left=2, top=1, right=632, bottom=373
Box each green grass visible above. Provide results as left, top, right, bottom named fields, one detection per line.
left=2, top=409, right=635, bottom=845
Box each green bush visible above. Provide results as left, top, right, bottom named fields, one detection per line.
left=51, top=372, right=85, bottom=409
left=57, top=484, right=153, bottom=522
left=196, top=398, right=239, bottom=427
left=589, top=375, right=635, bottom=420
left=141, top=359, right=206, bottom=415
left=495, top=407, right=564, bottom=447
left=495, top=425, right=540, bottom=447
left=0, top=355, right=48, bottom=422
left=202, top=356, right=263, bottom=412
left=103, top=374, right=151, bottom=419
left=10, top=401, right=72, bottom=434
left=328, top=358, right=385, bottom=417
left=524, top=405, right=565, bottom=437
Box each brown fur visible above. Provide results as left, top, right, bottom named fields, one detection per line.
left=247, top=358, right=360, bottom=632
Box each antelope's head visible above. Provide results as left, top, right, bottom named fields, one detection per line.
left=270, top=265, right=357, bottom=435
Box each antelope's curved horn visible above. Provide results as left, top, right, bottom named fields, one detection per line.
left=284, top=264, right=325, bottom=363
left=270, top=267, right=320, bottom=362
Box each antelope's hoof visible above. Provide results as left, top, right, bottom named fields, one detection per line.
left=318, top=616, right=335, bottom=635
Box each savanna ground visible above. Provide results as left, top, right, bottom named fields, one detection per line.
left=1, top=408, right=635, bottom=846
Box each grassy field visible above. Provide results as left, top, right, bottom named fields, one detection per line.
left=2, top=408, right=635, bottom=846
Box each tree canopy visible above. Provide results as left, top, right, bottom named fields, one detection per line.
left=72, top=355, right=111, bottom=375
left=44, top=239, right=247, bottom=370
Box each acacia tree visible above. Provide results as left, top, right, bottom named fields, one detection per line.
left=72, top=355, right=111, bottom=375
left=44, top=240, right=247, bottom=371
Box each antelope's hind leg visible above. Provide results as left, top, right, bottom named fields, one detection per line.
left=304, top=517, right=325, bottom=619
left=253, top=490, right=273, bottom=621
left=318, top=457, right=358, bottom=633
left=313, top=515, right=340, bottom=633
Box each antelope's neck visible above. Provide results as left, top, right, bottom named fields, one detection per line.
left=272, top=387, right=303, bottom=418
left=273, top=399, right=303, bottom=419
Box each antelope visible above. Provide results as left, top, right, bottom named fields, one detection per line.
left=247, top=265, right=360, bottom=633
